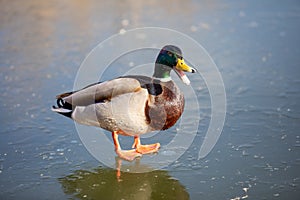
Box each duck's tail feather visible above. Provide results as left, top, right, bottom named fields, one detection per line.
left=56, top=91, right=74, bottom=99
left=52, top=97, right=74, bottom=118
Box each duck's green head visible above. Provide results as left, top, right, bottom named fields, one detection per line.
left=154, top=45, right=196, bottom=85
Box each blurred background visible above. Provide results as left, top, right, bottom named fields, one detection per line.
left=0, top=0, right=299, bottom=199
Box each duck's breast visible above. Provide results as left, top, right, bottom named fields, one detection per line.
left=145, top=82, right=184, bottom=131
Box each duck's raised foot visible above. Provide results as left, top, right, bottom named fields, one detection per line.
left=116, top=149, right=142, bottom=161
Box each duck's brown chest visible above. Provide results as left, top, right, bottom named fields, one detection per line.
left=145, top=82, right=184, bottom=131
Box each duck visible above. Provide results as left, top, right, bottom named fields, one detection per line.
left=52, top=45, right=196, bottom=161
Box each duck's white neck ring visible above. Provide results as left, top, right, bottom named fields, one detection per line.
left=153, top=76, right=172, bottom=82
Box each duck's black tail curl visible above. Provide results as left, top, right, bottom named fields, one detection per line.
left=52, top=98, right=73, bottom=118
left=55, top=98, right=73, bottom=110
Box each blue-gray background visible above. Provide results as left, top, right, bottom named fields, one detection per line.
left=0, top=0, right=299, bottom=199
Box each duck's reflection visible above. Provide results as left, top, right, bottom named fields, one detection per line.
left=59, top=158, right=189, bottom=200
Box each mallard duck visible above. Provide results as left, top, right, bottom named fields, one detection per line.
left=52, top=45, right=196, bottom=161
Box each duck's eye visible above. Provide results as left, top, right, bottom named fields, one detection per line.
left=167, top=51, right=173, bottom=56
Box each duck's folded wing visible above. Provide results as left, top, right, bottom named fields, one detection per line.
left=60, top=78, right=142, bottom=106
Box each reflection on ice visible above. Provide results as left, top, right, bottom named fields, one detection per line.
left=59, top=159, right=189, bottom=200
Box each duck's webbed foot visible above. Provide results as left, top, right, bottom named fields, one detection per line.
left=116, top=149, right=142, bottom=161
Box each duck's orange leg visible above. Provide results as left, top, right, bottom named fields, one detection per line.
left=112, top=131, right=142, bottom=161
left=132, top=136, right=160, bottom=154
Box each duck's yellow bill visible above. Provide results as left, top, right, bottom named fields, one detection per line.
left=175, top=58, right=196, bottom=73
left=174, top=58, right=196, bottom=85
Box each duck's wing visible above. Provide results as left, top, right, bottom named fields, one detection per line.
left=59, top=77, right=146, bottom=106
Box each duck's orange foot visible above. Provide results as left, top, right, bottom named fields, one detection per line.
left=136, top=143, right=161, bottom=154
left=116, top=149, right=142, bottom=161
